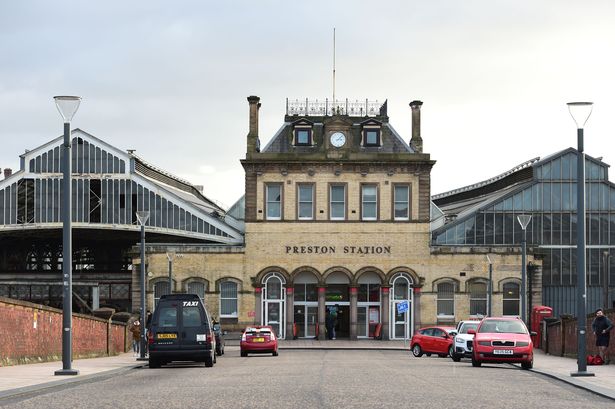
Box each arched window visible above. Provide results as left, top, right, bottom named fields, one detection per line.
left=187, top=281, right=206, bottom=302
left=390, top=273, right=414, bottom=339
left=503, top=282, right=520, bottom=316
left=437, top=282, right=455, bottom=318
left=219, top=281, right=238, bottom=318
left=469, top=282, right=487, bottom=316
left=262, top=273, right=286, bottom=338
left=153, top=281, right=170, bottom=308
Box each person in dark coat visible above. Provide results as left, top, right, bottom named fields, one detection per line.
left=592, top=308, right=614, bottom=364
left=325, top=308, right=334, bottom=340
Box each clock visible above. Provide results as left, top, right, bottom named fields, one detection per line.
left=330, top=132, right=346, bottom=148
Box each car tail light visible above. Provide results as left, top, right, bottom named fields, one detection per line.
left=207, top=334, right=213, bottom=344
left=148, top=330, right=154, bottom=345
left=241, top=333, right=246, bottom=342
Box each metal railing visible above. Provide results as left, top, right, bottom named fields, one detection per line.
left=286, top=98, right=383, bottom=117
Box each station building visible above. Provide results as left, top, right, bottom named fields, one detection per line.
left=4, top=95, right=613, bottom=340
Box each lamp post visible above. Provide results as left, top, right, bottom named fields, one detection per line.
left=486, top=255, right=493, bottom=317
left=568, top=101, right=594, bottom=377
left=53, top=96, right=81, bottom=376
left=136, top=211, right=150, bottom=361
left=167, top=252, right=175, bottom=293
left=603, top=251, right=611, bottom=309
left=517, top=214, right=532, bottom=325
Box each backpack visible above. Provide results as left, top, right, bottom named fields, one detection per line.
left=587, top=354, right=604, bottom=365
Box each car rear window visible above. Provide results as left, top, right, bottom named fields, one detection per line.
left=158, top=306, right=177, bottom=328
left=182, top=306, right=203, bottom=327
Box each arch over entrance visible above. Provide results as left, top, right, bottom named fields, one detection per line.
left=389, top=271, right=415, bottom=340
left=356, top=269, right=383, bottom=338
left=291, top=267, right=321, bottom=339
left=323, top=267, right=353, bottom=339
left=261, top=272, right=286, bottom=338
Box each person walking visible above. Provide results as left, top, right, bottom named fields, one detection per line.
left=592, top=308, right=613, bottom=364
left=325, top=307, right=334, bottom=340
left=130, top=318, right=141, bottom=356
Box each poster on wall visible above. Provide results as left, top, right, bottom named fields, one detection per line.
left=369, top=307, right=380, bottom=324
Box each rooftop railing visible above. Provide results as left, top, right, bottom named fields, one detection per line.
left=286, top=98, right=385, bottom=117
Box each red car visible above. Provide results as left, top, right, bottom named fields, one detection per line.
left=240, top=326, right=279, bottom=357
left=411, top=326, right=456, bottom=358
left=468, top=317, right=535, bottom=369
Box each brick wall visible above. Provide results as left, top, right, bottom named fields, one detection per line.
left=544, top=310, right=615, bottom=358
left=0, top=297, right=128, bottom=366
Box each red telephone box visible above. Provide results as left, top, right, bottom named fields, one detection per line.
left=531, top=306, right=553, bottom=347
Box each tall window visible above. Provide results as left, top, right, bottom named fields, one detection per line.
left=361, top=185, right=378, bottom=220
left=297, top=184, right=314, bottom=220
left=220, top=281, right=238, bottom=318
left=502, top=282, right=520, bottom=316
left=266, top=184, right=282, bottom=220
left=469, top=282, right=487, bottom=316
left=437, top=282, right=455, bottom=317
left=153, top=281, right=170, bottom=308
left=393, top=185, right=410, bottom=220
left=330, top=184, right=346, bottom=220
left=187, top=280, right=206, bottom=302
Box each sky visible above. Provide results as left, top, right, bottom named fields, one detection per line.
left=1, top=1, right=614, bottom=209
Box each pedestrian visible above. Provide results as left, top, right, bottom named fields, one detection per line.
left=331, top=305, right=338, bottom=340
left=325, top=308, right=334, bottom=340
left=130, top=318, right=141, bottom=356
left=592, top=308, right=613, bottom=364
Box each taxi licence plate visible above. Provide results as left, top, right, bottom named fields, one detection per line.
left=252, top=337, right=265, bottom=343
left=157, top=333, right=177, bottom=339
left=493, top=349, right=513, bottom=355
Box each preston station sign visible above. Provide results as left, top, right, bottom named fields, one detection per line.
left=284, top=245, right=392, bottom=255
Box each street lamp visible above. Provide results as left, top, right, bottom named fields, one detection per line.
left=486, top=255, right=493, bottom=317
left=167, top=252, right=175, bottom=293
left=517, top=214, right=532, bottom=325
left=568, top=101, right=594, bottom=377
left=603, top=251, right=611, bottom=310
left=136, top=210, right=150, bottom=361
left=54, top=96, right=81, bottom=376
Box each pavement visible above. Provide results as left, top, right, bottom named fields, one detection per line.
left=1, top=341, right=614, bottom=402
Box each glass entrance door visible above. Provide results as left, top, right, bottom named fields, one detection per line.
left=393, top=301, right=409, bottom=339
left=293, top=304, right=317, bottom=338
left=265, top=301, right=284, bottom=338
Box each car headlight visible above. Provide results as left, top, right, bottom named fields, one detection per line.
left=516, top=342, right=529, bottom=347
left=456, top=338, right=464, bottom=343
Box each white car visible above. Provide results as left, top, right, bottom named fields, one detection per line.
left=451, top=320, right=480, bottom=362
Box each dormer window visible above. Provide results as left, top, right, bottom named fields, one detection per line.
left=360, top=119, right=382, bottom=147
left=364, top=130, right=380, bottom=146
left=292, top=119, right=314, bottom=146
left=295, top=129, right=312, bottom=146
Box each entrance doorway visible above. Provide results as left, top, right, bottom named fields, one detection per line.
left=326, top=303, right=350, bottom=339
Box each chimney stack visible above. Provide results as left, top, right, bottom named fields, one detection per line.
left=3, top=168, right=12, bottom=179
left=247, top=95, right=261, bottom=155
left=409, top=100, right=423, bottom=153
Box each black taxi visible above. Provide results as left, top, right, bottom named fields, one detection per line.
left=147, top=294, right=217, bottom=368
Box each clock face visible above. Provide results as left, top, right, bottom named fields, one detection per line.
left=330, top=132, right=346, bottom=148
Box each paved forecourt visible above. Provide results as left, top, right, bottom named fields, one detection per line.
left=0, top=348, right=610, bottom=409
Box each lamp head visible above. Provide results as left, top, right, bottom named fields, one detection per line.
left=566, top=102, right=593, bottom=129
left=136, top=211, right=150, bottom=225
left=54, top=96, right=81, bottom=123
left=517, top=214, right=532, bottom=230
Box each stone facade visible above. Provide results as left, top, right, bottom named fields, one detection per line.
left=134, top=96, right=536, bottom=340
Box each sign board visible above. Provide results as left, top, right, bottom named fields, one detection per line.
left=397, top=300, right=409, bottom=314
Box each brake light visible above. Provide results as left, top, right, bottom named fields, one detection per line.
left=207, top=334, right=212, bottom=344
left=241, top=333, right=246, bottom=342
left=148, top=330, right=154, bottom=345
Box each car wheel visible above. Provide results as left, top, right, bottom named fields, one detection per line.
left=411, top=344, right=423, bottom=357
left=448, top=346, right=455, bottom=358
left=451, top=353, right=461, bottom=362
left=521, top=360, right=533, bottom=370
left=273, top=351, right=278, bottom=357
left=205, top=353, right=214, bottom=367
left=241, top=351, right=247, bottom=357
left=471, top=356, right=481, bottom=367
left=149, top=358, right=161, bottom=369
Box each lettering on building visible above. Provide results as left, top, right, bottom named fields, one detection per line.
left=284, top=245, right=391, bottom=255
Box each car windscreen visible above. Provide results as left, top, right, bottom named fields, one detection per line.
left=460, top=323, right=478, bottom=334
left=479, top=320, right=527, bottom=334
